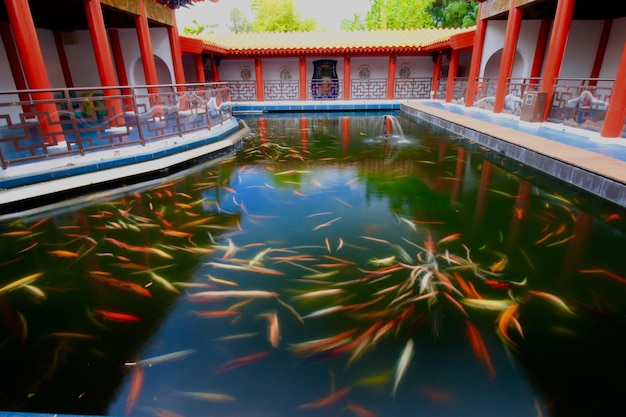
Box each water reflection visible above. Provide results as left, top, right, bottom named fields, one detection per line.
left=1, top=112, right=626, bottom=417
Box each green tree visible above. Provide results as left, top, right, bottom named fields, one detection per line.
left=429, top=0, right=478, bottom=28
left=250, top=0, right=317, bottom=32
left=183, top=19, right=217, bottom=35
left=340, top=13, right=367, bottom=31
left=365, top=0, right=435, bottom=30
left=229, top=8, right=253, bottom=33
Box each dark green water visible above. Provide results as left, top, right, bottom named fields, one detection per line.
left=1, top=112, right=626, bottom=417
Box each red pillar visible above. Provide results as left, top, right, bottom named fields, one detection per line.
left=341, top=116, right=350, bottom=153
left=445, top=49, right=459, bottom=102
left=300, top=116, right=308, bottom=148
left=210, top=57, right=220, bottom=82
left=530, top=19, right=551, bottom=82
left=85, top=0, right=123, bottom=123
left=136, top=0, right=159, bottom=93
left=494, top=0, right=522, bottom=113
left=387, top=54, right=396, bottom=100
left=194, top=55, right=206, bottom=82
left=53, top=31, right=74, bottom=88
left=343, top=56, right=351, bottom=100
left=168, top=24, right=186, bottom=88
left=589, top=20, right=612, bottom=86
left=299, top=56, right=307, bottom=100
left=108, top=29, right=132, bottom=106
left=254, top=57, right=264, bottom=101
left=4, top=0, right=63, bottom=144
left=465, top=2, right=486, bottom=107
left=601, top=41, right=626, bottom=138
left=0, top=22, right=31, bottom=113
left=540, top=0, right=575, bottom=120
left=432, top=52, right=442, bottom=99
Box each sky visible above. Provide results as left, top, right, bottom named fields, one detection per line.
left=175, top=0, right=372, bottom=33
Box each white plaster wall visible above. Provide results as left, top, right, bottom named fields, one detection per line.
left=560, top=20, right=604, bottom=79
left=37, top=29, right=65, bottom=88
left=481, top=20, right=507, bottom=75
left=220, top=59, right=255, bottom=80
left=262, top=58, right=300, bottom=80
left=599, top=17, right=626, bottom=79
left=350, top=56, right=388, bottom=80
left=480, top=20, right=540, bottom=78
left=63, top=30, right=101, bottom=87
left=149, top=27, right=174, bottom=84
left=396, top=56, right=432, bottom=78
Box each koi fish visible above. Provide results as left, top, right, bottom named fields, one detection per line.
left=90, top=274, right=151, bottom=297
left=528, top=290, right=574, bottom=314
left=289, top=329, right=358, bottom=356
left=126, top=349, right=196, bottom=367
left=258, top=312, right=280, bottom=348
left=192, top=310, right=240, bottom=319
left=93, top=309, right=141, bottom=322
left=392, top=338, right=414, bottom=398
left=296, top=386, right=352, bottom=409
left=215, top=351, right=269, bottom=373
left=47, top=250, right=79, bottom=259
left=0, top=272, right=44, bottom=294
left=292, top=288, right=344, bottom=300
left=175, top=391, right=235, bottom=402
left=125, top=363, right=144, bottom=415
left=189, top=290, right=279, bottom=301
left=465, top=320, right=495, bottom=378
left=497, top=303, right=520, bottom=347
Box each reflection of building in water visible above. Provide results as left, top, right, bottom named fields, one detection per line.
left=312, top=60, right=339, bottom=99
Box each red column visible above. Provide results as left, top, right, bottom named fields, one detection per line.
left=168, top=24, right=186, bottom=88
left=387, top=54, right=396, bottom=100
left=540, top=0, right=575, bottom=120
left=136, top=0, right=159, bottom=93
left=210, top=57, right=220, bottom=81
left=432, top=52, right=442, bottom=99
left=341, top=116, right=350, bottom=153
left=465, top=2, right=486, bottom=107
left=601, top=41, right=626, bottom=138
left=494, top=0, right=522, bottom=113
left=53, top=31, right=74, bottom=88
left=108, top=29, right=132, bottom=106
left=4, top=0, right=63, bottom=144
left=299, top=56, right=307, bottom=100
left=300, top=117, right=308, bottom=147
left=194, top=55, right=206, bottom=82
left=0, top=21, right=31, bottom=113
left=254, top=57, right=264, bottom=101
left=343, top=56, right=351, bottom=100
left=85, top=0, right=123, bottom=123
left=445, top=49, right=459, bottom=102
left=589, top=20, right=612, bottom=86
left=530, top=19, right=551, bottom=82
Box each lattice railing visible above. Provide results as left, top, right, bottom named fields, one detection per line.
left=351, top=79, right=387, bottom=100
left=0, top=83, right=232, bottom=169
left=264, top=81, right=300, bottom=101
left=394, top=78, right=432, bottom=99
left=226, top=81, right=257, bottom=102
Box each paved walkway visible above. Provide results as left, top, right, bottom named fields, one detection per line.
left=402, top=101, right=626, bottom=207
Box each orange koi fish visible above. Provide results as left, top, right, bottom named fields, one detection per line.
left=193, top=310, right=240, bottom=319
left=258, top=312, right=280, bottom=348
left=296, top=386, right=352, bottom=410
left=125, top=362, right=144, bottom=415
left=215, top=351, right=269, bottom=373
left=47, top=250, right=79, bottom=259
left=437, top=233, right=461, bottom=246
left=465, top=320, right=495, bottom=378
left=345, top=403, right=377, bottom=417
left=90, top=274, right=151, bottom=297
left=289, top=329, right=358, bottom=356
left=93, top=309, right=141, bottom=322
left=497, top=303, right=520, bottom=347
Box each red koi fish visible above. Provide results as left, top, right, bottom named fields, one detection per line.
left=93, top=309, right=141, bottom=323
left=215, top=351, right=269, bottom=373
left=296, top=386, right=352, bottom=410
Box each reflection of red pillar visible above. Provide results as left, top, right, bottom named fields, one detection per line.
left=85, top=0, right=124, bottom=124
left=494, top=0, right=522, bottom=113
left=387, top=54, right=396, bottom=100
left=194, top=55, right=206, bottom=82
left=385, top=116, right=393, bottom=135
left=451, top=147, right=467, bottom=202
left=0, top=21, right=31, bottom=113
left=507, top=181, right=531, bottom=251
left=343, top=56, right=351, bottom=100
left=465, top=2, right=486, bottom=107
left=540, top=0, right=575, bottom=121
left=474, top=161, right=493, bottom=226
left=530, top=19, right=551, bottom=82
left=136, top=0, right=159, bottom=94
left=259, top=117, right=267, bottom=146
left=255, top=57, right=264, bottom=101
left=445, top=49, right=459, bottom=102
left=432, top=53, right=442, bottom=99
left=601, top=41, right=626, bottom=138
left=342, top=116, right=350, bottom=154
left=299, top=56, right=307, bottom=100
left=300, top=117, right=308, bottom=148
left=5, top=0, right=64, bottom=144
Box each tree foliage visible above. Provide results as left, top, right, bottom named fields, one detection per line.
left=250, top=0, right=317, bottom=32
left=183, top=19, right=217, bottom=35
left=365, top=0, right=435, bottom=30
left=340, top=13, right=367, bottom=31
left=428, top=0, right=479, bottom=28
left=229, top=8, right=253, bottom=33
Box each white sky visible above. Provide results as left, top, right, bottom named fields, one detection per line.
left=175, top=0, right=372, bottom=33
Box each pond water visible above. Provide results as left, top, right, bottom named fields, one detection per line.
left=1, top=111, right=626, bottom=417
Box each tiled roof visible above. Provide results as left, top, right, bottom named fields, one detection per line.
left=188, top=27, right=475, bottom=56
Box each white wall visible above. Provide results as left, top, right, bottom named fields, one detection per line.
left=220, top=58, right=255, bottom=80
left=481, top=19, right=541, bottom=79
left=63, top=30, right=101, bottom=87
left=599, top=17, right=626, bottom=79
left=37, top=29, right=65, bottom=88
left=481, top=20, right=507, bottom=76
left=262, top=58, right=299, bottom=80
left=351, top=56, right=388, bottom=80
left=560, top=20, right=604, bottom=79
left=396, top=56, right=433, bottom=78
